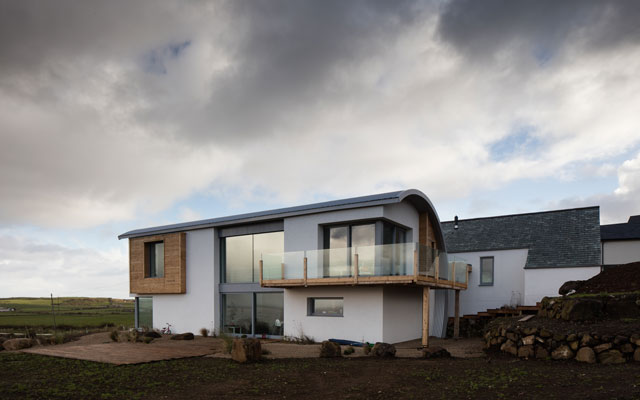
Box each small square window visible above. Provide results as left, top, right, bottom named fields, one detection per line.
left=308, top=297, right=343, bottom=317
left=146, top=241, right=164, bottom=278
left=480, top=257, right=494, bottom=286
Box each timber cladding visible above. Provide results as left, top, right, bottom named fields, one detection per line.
left=129, top=232, right=186, bottom=294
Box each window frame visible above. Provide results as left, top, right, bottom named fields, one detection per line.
left=307, top=297, right=344, bottom=317
left=479, top=256, right=494, bottom=286
left=145, top=241, right=164, bottom=278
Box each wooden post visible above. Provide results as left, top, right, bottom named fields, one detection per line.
left=281, top=262, right=285, bottom=280
left=354, top=253, right=359, bottom=284
left=422, top=286, right=430, bottom=347
left=303, top=256, right=308, bottom=287
left=452, top=262, right=456, bottom=288
left=413, top=249, right=418, bottom=281
left=435, top=254, right=440, bottom=282
left=259, top=260, right=263, bottom=286
left=454, top=289, right=460, bottom=339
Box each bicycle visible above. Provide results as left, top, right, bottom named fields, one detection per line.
left=161, top=323, right=172, bottom=335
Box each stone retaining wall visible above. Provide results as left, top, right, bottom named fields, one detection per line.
left=484, top=323, right=640, bottom=364
left=538, top=294, right=640, bottom=321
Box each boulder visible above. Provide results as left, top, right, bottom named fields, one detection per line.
left=320, top=341, right=342, bottom=358
left=170, top=332, right=194, bottom=340
left=422, top=346, right=451, bottom=359
left=580, top=334, right=596, bottom=347
left=539, top=329, right=552, bottom=338
left=522, top=327, right=538, bottom=336
left=231, top=338, right=262, bottom=363
left=3, top=338, right=34, bottom=351
left=506, top=332, right=518, bottom=342
left=522, top=335, right=535, bottom=346
left=594, top=343, right=612, bottom=354
left=620, top=343, right=634, bottom=354
left=144, top=331, right=162, bottom=338
left=559, top=280, right=584, bottom=296
left=575, top=347, right=596, bottom=364
left=518, top=345, right=535, bottom=359
left=613, top=335, right=628, bottom=345
left=598, top=350, right=625, bottom=364
left=371, top=342, right=396, bottom=358
left=630, top=334, right=640, bottom=346
left=569, top=341, right=579, bottom=351
left=560, top=299, right=603, bottom=321
left=551, top=345, right=574, bottom=360
left=634, top=348, right=640, bottom=362
left=566, top=334, right=578, bottom=342
left=553, top=333, right=566, bottom=342
left=535, top=347, right=549, bottom=359
left=500, top=339, right=518, bottom=356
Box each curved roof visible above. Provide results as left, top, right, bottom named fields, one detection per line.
left=118, top=189, right=446, bottom=247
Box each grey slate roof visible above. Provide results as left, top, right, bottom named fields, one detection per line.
left=441, top=206, right=601, bottom=269
left=118, top=189, right=445, bottom=244
left=601, top=215, right=640, bottom=241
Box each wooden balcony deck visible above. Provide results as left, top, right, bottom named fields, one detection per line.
left=260, top=274, right=468, bottom=290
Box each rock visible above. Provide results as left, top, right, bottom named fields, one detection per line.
left=170, top=332, right=194, bottom=340
left=605, top=298, right=640, bottom=319
left=422, top=346, right=451, bottom=359
left=518, top=345, right=535, bottom=359
left=580, top=334, right=596, bottom=347
left=630, top=334, right=640, bottom=345
left=598, top=350, right=626, bottom=364
left=594, top=343, right=612, bottom=353
left=551, top=345, right=574, bottom=360
left=560, top=299, right=603, bottom=321
left=634, top=348, right=640, bottom=362
left=566, top=334, right=577, bottom=342
left=535, top=347, right=549, bottom=359
left=506, top=332, right=518, bottom=342
left=575, top=347, right=596, bottom=363
left=553, top=333, right=566, bottom=342
left=371, top=342, right=395, bottom=358
left=500, top=339, right=518, bottom=356
left=231, top=338, right=262, bottom=363
left=620, top=343, right=634, bottom=354
left=144, top=331, right=161, bottom=338
left=522, top=335, right=535, bottom=346
left=522, top=327, right=537, bottom=336
left=559, top=280, right=584, bottom=296
left=614, top=335, right=628, bottom=345
left=3, top=338, right=34, bottom=351
left=539, top=329, right=552, bottom=338
left=569, top=341, right=579, bottom=351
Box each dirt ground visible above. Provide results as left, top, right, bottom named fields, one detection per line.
left=576, top=262, right=640, bottom=294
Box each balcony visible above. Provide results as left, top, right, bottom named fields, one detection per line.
left=259, top=243, right=469, bottom=290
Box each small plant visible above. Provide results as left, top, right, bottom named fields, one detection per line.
left=109, top=330, right=119, bottom=342
left=219, top=332, right=234, bottom=354
left=128, top=330, right=139, bottom=343
left=200, top=327, right=209, bottom=337
left=363, top=342, right=371, bottom=355
left=343, top=346, right=355, bottom=355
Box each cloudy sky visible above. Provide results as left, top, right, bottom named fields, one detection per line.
left=1, top=0, right=640, bottom=298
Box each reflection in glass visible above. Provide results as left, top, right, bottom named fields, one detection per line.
left=254, top=232, right=284, bottom=281
left=225, top=235, right=253, bottom=283
left=326, top=226, right=348, bottom=277
left=137, top=297, right=153, bottom=330
left=481, top=257, right=494, bottom=285
left=222, top=293, right=252, bottom=334
left=309, top=298, right=343, bottom=316
left=351, top=224, right=375, bottom=275
left=255, top=293, right=284, bottom=336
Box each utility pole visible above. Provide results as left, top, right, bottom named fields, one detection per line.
left=51, top=293, right=57, bottom=334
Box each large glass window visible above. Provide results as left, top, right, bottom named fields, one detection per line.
left=308, top=297, right=344, bottom=317
left=255, top=293, right=284, bottom=336
left=480, top=257, right=494, bottom=286
left=351, top=224, right=375, bottom=275
left=222, top=293, right=252, bottom=335
left=224, top=231, right=284, bottom=283
left=222, top=292, right=284, bottom=336
left=146, top=241, right=164, bottom=278
left=137, top=297, right=153, bottom=330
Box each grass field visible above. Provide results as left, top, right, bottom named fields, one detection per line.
left=0, top=297, right=134, bottom=330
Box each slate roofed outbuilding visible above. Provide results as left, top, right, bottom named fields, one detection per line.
left=441, top=206, right=601, bottom=269
left=601, top=215, right=640, bottom=241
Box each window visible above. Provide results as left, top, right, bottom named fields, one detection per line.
left=136, top=297, right=152, bottom=330
left=145, top=241, right=164, bottom=278
left=480, top=257, right=494, bottom=286
left=308, top=297, right=344, bottom=317
left=223, top=231, right=284, bottom=283
left=222, top=292, right=284, bottom=336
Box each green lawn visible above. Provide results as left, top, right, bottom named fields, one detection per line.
left=0, top=297, right=134, bottom=330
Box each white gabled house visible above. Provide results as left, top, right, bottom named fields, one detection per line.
left=601, top=216, right=640, bottom=267
left=119, top=189, right=471, bottom=345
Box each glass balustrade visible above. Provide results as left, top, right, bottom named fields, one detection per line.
left=260, top=243, right=469, bottom=286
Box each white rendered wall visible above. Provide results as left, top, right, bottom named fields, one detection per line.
left=603, top=240, right=640, bottom=265
left=383, top=202, right=419, bottom=242
left=447, top=249, right=528, bottom=317
left=382, top=286, right=422, bottom=343
left=284, top=286, right=384, bottom=343
left=152, top=229, right=216, bottom=334
left=524, top=266, right=601, bottom=304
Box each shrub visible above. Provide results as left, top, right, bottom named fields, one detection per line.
left=109, top=330, right=119, bottom=342
left=200, top=328, right=209, bottom=337
left=219, top=333, right=234, bottom=354
left=344, top=346, right=355, bottom=355
left=363, top=342, right=371, bottom=355
left=128, top=330, right=139, bottom=343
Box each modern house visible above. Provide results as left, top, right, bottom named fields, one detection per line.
left=441, top=207, right=602, bottom=316
left=118, top=189, right=470, bottom=345
left=601, top=215, right=640, bottom=267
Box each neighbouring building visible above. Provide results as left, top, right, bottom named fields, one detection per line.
left=441, top=207, right=602, bottom=316
left=119, top=190, right=471, bottom=344
left=601, top=215, right=640, bottom=267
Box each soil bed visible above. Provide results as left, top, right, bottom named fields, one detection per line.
left=2, top=351, right=640, bottom=400
left=575, top=262, right=640, bottom=294
left=491, top=315, right=640, bottom=337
